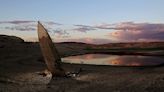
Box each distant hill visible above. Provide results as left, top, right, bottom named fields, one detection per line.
left=1, top=34, right=164, bottom=50
left=0, top=35, right=24, bottom=43
left=1, top=35, right=164, bottom=48
left=92, top=42, right=164, bottom=50
left=0, top=35, right=164, bottom=56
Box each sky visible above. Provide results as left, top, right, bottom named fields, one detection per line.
left=0, top=0, right=164, bottom=44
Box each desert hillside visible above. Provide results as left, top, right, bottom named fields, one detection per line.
left=1, top=35, right=164, bottom=57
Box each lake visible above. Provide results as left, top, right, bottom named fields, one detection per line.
left=62, top=54, right=164, bottom=66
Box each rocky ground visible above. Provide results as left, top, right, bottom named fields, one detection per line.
left=1, top=35, right=164, bottom=92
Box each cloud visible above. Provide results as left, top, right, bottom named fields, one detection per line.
left=96, top=22, right=164, bottom=31
left=1, top=20, right=164, bottom=43
left=0, top=20, right=35, bottom=24
left=73, top=22, right=164, bottom=42
left=106, top=22, right=164, bottom=42
left=0, top=20, right=62, bottom=25
left=73, top=24, right=96, bottom=32
left=74, top=24, right=92, bottom=27
left=52, top=29, right=70, bottom=38
left=3, top=23, right=36, bottom=31
left=0, top=20, right=63, bottom=31
left=4, top=26, right=36, bottom=31
left=113, top=22, right=164, bottom=31
left=45, top=22, right=62, bottom=25
left=94, top=23, right=114, bottom=29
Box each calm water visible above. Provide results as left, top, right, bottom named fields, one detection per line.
left=62, top=54, right=164, bottom=66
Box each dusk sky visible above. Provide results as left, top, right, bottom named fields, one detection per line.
left=0, top=0, right=164, bottom=44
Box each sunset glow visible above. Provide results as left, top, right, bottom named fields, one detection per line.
left=0, top=0, right=164, bottom=44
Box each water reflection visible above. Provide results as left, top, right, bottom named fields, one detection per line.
left=62, top=54, right=164, bottom=66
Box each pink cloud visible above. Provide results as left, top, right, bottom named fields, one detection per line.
left=101, top=22, right=164, bottom=42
